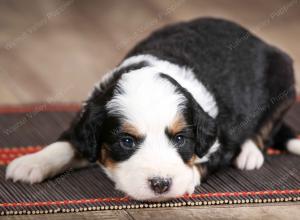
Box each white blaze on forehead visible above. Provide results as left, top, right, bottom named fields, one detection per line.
left=106, top=68, right=186, bottom=133
left=117, top=54, right=218, bottom=118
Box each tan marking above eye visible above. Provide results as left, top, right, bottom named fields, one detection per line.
left=168, top=114, right=187, bottom=136
left=121, top=122, right=144, bottom=138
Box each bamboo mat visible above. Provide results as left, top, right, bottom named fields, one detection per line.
left=0, top=102, right=300, bottom=216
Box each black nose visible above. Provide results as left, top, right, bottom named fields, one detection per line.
left=148, top=177, right=172, bottom=194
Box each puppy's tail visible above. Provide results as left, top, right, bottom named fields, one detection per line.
left=271, top=123, right=300, bottom=155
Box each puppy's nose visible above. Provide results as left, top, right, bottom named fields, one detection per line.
left=148, top=177, right=172, bottom=194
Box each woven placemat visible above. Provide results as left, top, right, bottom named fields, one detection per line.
left=0, top=102, right=300, bottom=216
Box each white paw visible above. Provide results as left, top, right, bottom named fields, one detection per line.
left=6, top=153, right=51, bottom=184
left=235, top=140, right=264, bottom=170
left=287, top=139, right=300, bottom=155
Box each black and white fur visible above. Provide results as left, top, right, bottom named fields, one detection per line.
left=6, top=18, right=300, bottom=201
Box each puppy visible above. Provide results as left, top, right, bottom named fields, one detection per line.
left=6, top=17, right=300, bottom=201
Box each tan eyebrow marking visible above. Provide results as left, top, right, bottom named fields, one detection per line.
left=168, top=114, right=187, bottom=136
left=121, top=122, right=144, bottom=138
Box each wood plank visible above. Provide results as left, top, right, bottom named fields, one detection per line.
left=127, top=203, right=300, bottom=220
left=1, top=210, right=133, bottom=220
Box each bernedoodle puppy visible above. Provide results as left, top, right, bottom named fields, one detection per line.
left=6, top=17, right=300, bottom=201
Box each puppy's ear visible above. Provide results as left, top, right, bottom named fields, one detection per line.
left=190, top=100, right=217, bottom=158
left=58, top=62, right=150, bottom=162
left=59, top=99, right=107, bottom=162
left=159, top=73, right=218, bottom=158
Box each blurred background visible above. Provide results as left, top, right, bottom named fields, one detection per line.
left=0, top=0, right=299, bottom=105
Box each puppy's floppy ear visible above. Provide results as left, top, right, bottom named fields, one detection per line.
left=59, top=61, right=149, bottom=162
left=159, top=73, right=217, bottom=158
left=189, top=100, right=217, bottom=158
left=59, top=96, right=107, bottom=162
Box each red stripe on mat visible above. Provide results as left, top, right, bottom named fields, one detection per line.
left=0, top=189, right=299, bottom=208
left=0, top=146, right=42, bottom=154
left=0, top=103, right=81, bottom=114
left=0, top=146, right=42, bottom=165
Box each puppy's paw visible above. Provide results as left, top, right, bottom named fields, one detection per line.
left=235, top=140, right=264, bottom=170
left=6, top=153, right=51, bottom=184
left=287, top=139, right=300, bottom=155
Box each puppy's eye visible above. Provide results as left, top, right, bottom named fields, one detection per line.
left=119, top=136, right=136, bottom=149
left=174, top=135, right=185, bottom=146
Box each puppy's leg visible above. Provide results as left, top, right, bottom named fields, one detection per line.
left=234, top=139, right=264, bottom=170
left=6, top=142, right=88, bottom=184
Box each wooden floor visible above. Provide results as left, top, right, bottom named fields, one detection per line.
left=1, top=0, right=300, bottom=219
left=0, top=0, right=299, bottom=105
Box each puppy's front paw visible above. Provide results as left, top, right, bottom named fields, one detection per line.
left=6, top=153, right=51, bottom=184
left=235, top=140, right=264, bottom=170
